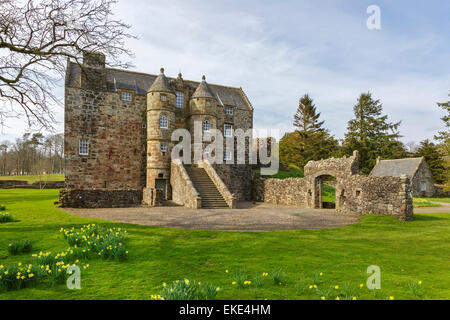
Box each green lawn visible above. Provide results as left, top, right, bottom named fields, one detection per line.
left=322, top=184, right=336, bottom=203
left=0, top=174, right=64, bottom=183
left=413, top=198, right=442, bottom=208
left=0, top=189, right=449, bottom=300
left=419, top=198, right=450, bottom=204
left=253, top=164, right=304, bottom=179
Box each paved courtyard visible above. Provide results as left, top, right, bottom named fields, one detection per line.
left=64, top=202, right=360, bottom=232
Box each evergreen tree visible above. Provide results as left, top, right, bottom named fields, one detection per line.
left=434, top=92, right=450, bottom=190
left=415, top=139, right=445, bottom=184
left=342, top=92, right=403, bottom=174
left=280, top=94, right=338, bottom=168
left=293, top=94, right=325, bottom=136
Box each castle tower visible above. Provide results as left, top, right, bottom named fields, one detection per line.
left=189, top=75, right=217, bottom=161
left=143, top=68, right=176, bottom=204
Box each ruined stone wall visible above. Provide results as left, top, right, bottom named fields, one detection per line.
left=411, top=161, right=436, bottom=197
left=252, top=175, right=309, bottom=207
left=336, top=176, right=413, bottom=220
left=304, top=151, right=359, bottom=179
left=64, top=87, right=147, bottom=190
left=59, top=189, right=142, bottom=208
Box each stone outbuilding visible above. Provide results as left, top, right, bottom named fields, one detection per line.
left=370, top=157, right=436, bottom=197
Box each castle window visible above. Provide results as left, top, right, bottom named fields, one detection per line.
left=224, top=124, right=233, bottom=137
left=160, top=144, right=167, bottom=153
left=159, top=115, right=168, bottom=129
left=420, top=181, right=427, bottom=192
left=78, top=139, right=89, bottom=156
left=160, top=95, right=167, bottom=102
left=206, top=100, right=211, bottom=107
left=224, top=150, right=232, bottom=161
left=176, top=91, right=184, bottom=108
left=121, top=92, right=132, bottom=102
left=204, top=145, right=211, bottom=157
left=203, top=119, right=211, bottom=132
left=225, top=106, right=233, bottom=115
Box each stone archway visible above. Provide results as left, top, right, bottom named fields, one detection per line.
left=312, top=174, right=339, bottom=209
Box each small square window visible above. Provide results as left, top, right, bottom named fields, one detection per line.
left=160, top=95, right=167, bottom=102
left=78, top=139, right=89, bottom=156
left=121, top=92, right=132, bottom=102
left=176, top=91, right=184, bottom=108
left=160, top=144, right=167, bottom=153
left=225, top=107, right=233, bottom=115
left=420, top=181, right=427, bottom=192
left=206, top=101, right=211, bottom=107
left=224, top=124, right=233, bottom=137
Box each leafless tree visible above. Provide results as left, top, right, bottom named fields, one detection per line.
left=0, top=0, right=135, bottom=130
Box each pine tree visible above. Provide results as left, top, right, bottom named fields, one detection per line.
left=342, top=92, right=403, bottom=174
left=280, top=94, right=338, bottom=168
left=293, top=94, right=325, bottom=137
left=415, top=139, right=445, bottom=184
left=434, top=92, right=450, bottom=190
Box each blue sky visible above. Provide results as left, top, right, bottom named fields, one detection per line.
left=2, top=0, right=449, bottom=145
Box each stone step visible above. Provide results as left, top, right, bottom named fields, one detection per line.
left=184, top=166, right=228, bottom=209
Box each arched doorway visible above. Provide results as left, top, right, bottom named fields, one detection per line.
left=313, top=175, right=337, bottom=209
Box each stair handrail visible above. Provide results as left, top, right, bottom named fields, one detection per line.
left=200, top=160, right=236, bottom=208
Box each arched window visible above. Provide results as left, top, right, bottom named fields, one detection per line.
left=203, top=119, right=210, bottom=132
left=159, top=114, right=168, bottom=129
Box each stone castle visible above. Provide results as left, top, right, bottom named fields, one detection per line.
left=61, top=52, right=254, bottom=208
left=60, top=52, right=413, bottom=220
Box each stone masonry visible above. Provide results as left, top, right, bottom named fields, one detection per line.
left=253, top=151, right=414, bottom=220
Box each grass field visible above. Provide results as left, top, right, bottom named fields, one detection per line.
left=0, top=174, right=64, bottom=183
left=0, top=189, right=449, bottom=300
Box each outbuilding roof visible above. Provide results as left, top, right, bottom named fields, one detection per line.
left=370, top=157, right=424, bottom=178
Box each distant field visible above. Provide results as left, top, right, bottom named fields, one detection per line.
left=0, top=174, right=64, bottom=184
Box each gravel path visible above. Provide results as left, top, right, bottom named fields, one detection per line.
left=63, top=202, right=360, bottom=232
left=415, top=202, right=450, bottom=214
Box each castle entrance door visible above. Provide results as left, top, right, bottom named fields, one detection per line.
left=155, top=179, right=166, bottom=199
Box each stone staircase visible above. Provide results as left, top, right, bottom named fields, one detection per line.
left=184, top=166, right=229, bottom=209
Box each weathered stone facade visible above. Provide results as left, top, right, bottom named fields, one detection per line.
left=371, top=157, right=436, bottom=197
left=61, top=52, right=254, bottom=208
left=59, top=189, right=142, bottom=208
left=252, top=151, right=414, bottom=220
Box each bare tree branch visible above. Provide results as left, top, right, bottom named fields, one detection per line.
left=0, top=0, right=135, bottom=130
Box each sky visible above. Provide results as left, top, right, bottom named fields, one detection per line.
left=2, top=0, right=449, bottom=145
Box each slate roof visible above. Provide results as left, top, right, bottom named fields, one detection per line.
left=148, top=68, right=175, bottom=94
left=66, top=62, right=253, bottom=110
left=370, top=157, right=423, bottom=178
left=192, top=76, right=216, bottom=99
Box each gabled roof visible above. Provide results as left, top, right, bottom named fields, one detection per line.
left=66, top=62, right=253, bottom=110
left=192, top=75, right=215, bottom=99
left=370, top=157, right=423, bottom=178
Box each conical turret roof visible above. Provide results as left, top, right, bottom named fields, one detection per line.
left=148, top=68, right=175, bottom=94
left=192, top=75, right=216, bottom=99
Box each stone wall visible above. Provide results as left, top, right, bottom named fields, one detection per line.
left=336, top=175, right=413, bottom=220
left=214, top=164, right=253, bottom=201
left=170, top=160, right=201, bottom=209
left=0, top=180, right=29, bottom=188
left=59, top=189, right=142, bottom=208
left=411, top=160, right=436, bottom=197
left=252, top=152, right=414, bottom=220
left=252, top=175, right=309, bottom=207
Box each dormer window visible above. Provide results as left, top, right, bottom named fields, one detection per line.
left=160, top=144, right=167, bottom=153
left=121, top=92, right=132, bottom=102
left=225, top=106, right=233, bottom=115
left=160, top=95, right=167, bottom=102
left=176, top=91, right=184, bottom=108
left=159, top=114, right=168, bottom=129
